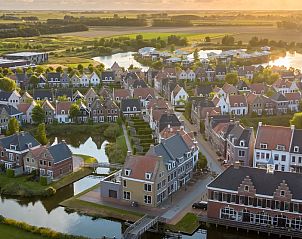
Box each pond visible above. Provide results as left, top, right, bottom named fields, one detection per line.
left=263, top=51, right=302, bottom=70
left=93, top=52, right=149, bottom=71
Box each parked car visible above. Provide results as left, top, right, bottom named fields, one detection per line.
left=192, top=201, right=208, bottom=210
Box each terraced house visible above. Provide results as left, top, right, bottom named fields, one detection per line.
left=207, top=165, right=302, bottom=234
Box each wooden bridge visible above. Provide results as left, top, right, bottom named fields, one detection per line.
left=123, top=215, right=160, bottom=239
left=82, top=162, right=123, bottom=169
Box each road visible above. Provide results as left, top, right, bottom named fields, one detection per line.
left=177, top=113, right=224, bottom=174
left=122, top=123, right=132, bottom=154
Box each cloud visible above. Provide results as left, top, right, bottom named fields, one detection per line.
left=0, top=0, right=301, bottom=10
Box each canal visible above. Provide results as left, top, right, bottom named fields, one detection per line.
left=0, top=137, right=271, bottom=239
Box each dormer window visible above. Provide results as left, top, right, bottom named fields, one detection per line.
left=294, top=146, right=299, bottom=153
left=145, top=173, right=152, bottom=180
left=172, top=162, right=176, bottom=168
left=167, top=164, right=171, bottom=170
left=27, top=143, right=32, bottom=149
left=124, top=169, right=131, bottom=176
left=277, top=145, right=285, bottom=151
left=133, top=107, right=137, bottom=111
left=10, top=145, right=17, bottom=150
left=240, top=140, right=245, bottom=147
left=260, top=143, right=267, bottom=149
left=126, top=107, right=130, bottom=112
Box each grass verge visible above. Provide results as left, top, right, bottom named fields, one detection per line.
left=240, top=114, right=292, bottom=130
left=61, top=197, right=143, bottom=222
left=51, top=168, right=93, bottom=190
left=166, top=213, right=200, bottom=234
left=74, top=154, right=98, bottom=164
left=0, top=173, right=54, bottom=197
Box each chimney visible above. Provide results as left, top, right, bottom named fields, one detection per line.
left=234, top=161, right=240, bottom=169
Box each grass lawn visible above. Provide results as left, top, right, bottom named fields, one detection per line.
left=116, top=135, right=128, bottom=155
left=61, top=197, right=143, bottom=222
left=166, top=213, right=200, bottom=234
left=74, top=154, right=98, bottom=164
left=0, top=173, right=53, bottom=197
left=51, top=168, right=93, bottom=190
left=0, top=224, right=46, bottom=239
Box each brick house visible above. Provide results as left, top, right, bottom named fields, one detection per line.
left=207, top=165, right=302, bottom=234
left=24, top=142, right=73, bottom=179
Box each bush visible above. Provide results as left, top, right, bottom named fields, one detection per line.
left=40, top=176, right=49, bottom=186
left=6, top=169, right=14, bottom=178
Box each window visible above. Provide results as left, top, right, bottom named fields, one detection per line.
left=220, top=207, right=236, bottom=220
left=238, top=150, right=245, bottom=157
left=274, top=154, right=279, bottom=161
left=123, top=191, right=131, bottom=200
left=281, top=155, right=286, bottom=161
left=144, top=184, right=152, bottom=192
left=244, top=185, right=249, bottom=192
left=124, top=169, right=131, bottom=176
left=145, top=173, right=152, bottom=180
left=280, top=190, right=285, bottom=196
left=123, top=180, right=127, bottom=187
left=292, top=156, right=296, bottom=163
left=240, top=140, right=245, bottom=147
left=260, top=143, right=267, bottom=149
left=144, top=195, right=152, bottom=204
left=277, top=145, right=285, bottom=151
left=294, top=146, right=299, bottom=153
left=0, top=151, right=3, bottom=157
left=26, top=157, right=30, bottom=162
left=48, top=162, right=51, bottom=167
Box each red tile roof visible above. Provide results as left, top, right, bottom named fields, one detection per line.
left=124, top=155, right=160, bottom=181
left=228, top=95, right=247, bottom=107
left=255, top=125, right=293, bottom=151
left=113, top=89, right=131, bottom=99
left=284, top=92, right=301, bottom=101
left=160, top=126, right=195, bottom=148
left=18, top=103, right=31, bottom=114
left=133, top=87, right=155, bottom=99
left=56, top=101, right=72, bottom=114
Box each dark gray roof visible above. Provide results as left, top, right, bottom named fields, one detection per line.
left=196, top=85, right=213, bottom=97
left=271, top=92, right=288, bottom=102
left=290, top=129, right=302, bottom=154
left=120, top=98, right=141, bottom=111
left=0, top=91, right=13, bottom=101
left=47, top=72, right=61, bottom=82
left=0, top=132, right=40, bottom=151
left=33, top=89, right=53, bottom=101
left=101, top=71, right=115, bottom=80
left=228, top=124, right=253, bottom=146
left=48, top=142, right=72, bottom=164
left=209, top=115, right=231, bottom=129
left=208, top=166, right=302, bottom=200
left=236, top=80, right=250, bottom=90
left=133, top=79, right=148, bottom=88
left=55, top=89, right=73, bottom=99
left=0, top=104, right=22, bottom=116
left=192, top=97, right=215, bottom=108
left=153, top=134, right=190, bottom=164
left=159, top=113, right=181, bottom=132
left=215, top=66, right=227, bottom=74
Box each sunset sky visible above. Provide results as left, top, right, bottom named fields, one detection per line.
left=0, top=0, right=302, bottom=10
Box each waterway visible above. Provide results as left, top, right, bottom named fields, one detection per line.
left=93, top=50, right=302, bottom=71
left=0, top=137, right=273, bottom=238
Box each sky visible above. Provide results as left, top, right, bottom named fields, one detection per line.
left=0, top=0, right=302, bottom=10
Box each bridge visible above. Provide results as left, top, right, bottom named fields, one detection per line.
left=82, top=162, right=123, bottom=169
left=123, top=215, right=160, bottom=239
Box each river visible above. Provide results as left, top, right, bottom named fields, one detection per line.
left=0, top=137, right=271, bottom=239
left=93, top=50, right=302, bottom=71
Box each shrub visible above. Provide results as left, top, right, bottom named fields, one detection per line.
left=40, top=176, right=49, bottom=186
left=6, top=168, right=14, bottom=178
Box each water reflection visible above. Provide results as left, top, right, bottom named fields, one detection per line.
left=93, top=52, right=149, bottom=71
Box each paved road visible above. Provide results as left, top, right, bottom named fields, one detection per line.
left=122, top=123, right=132, bottom=154
left=178, top=113, right=224, bottom=174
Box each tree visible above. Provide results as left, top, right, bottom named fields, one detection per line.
left=35, top=123, right=48, bottom=145
left=57, top=95, right=69, bottom=102
left=290, top=112, right=302, bottom=129
left=29, top=75, right=39, bottom=88
left=6, top=118, right=19, bottom=136
left=225, top=72, right=239, bottom=85
left=69, top=103, right=80, bottom=123
left=0, top=77, right=17, bottom=92
left=170, top=44, right=175, bottom=53
left=221, top=35, right=235, bottom=45
left=151, top=60, right=163, bottom=70
left=205, top=36, right=211, bottom=42
left=197, top=152, right=208, bottom=170
left=32, top=105, right=45, bottom=124
left=77, top=64, right=84, bottom=73
left=193, top=48, right=199, bottom=62
left=56, top=66, right=63, bottom=73
left=103, top=124, right=120, bottom=140
left=184, top=101, right=192, bottom=122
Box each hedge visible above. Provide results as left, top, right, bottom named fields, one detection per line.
left=6, top=169, right=14, bottom=178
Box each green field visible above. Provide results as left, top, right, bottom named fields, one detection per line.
left=0, top=224, right=46, bottom=239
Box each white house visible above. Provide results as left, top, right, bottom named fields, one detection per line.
left=186, top=69, right=196, bottom=81
left=55, top=101, right=72, bottom=123
left=253, top=123, right=295, bottom=172
left=0, top=90, right=21, bottom=108
left=89, top=72, right=101, bottom=86
left=71, top=75, right=81, bottom=87
left=212, top=96, right=229, bottom=115
left=171, top=84, right=188, bottom=106
left=289, top=129, right=302, bottom=173
left=80, top=74, right=90, bottom=87
left=177, top=70, right=187, bottom=80
left=227, top=95, right=248, bottom=115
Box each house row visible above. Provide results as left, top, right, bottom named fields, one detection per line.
left=0, top=131, right=73, bottom=180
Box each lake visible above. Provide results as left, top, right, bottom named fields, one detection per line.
left=93, top=52, right=149, bottom=71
